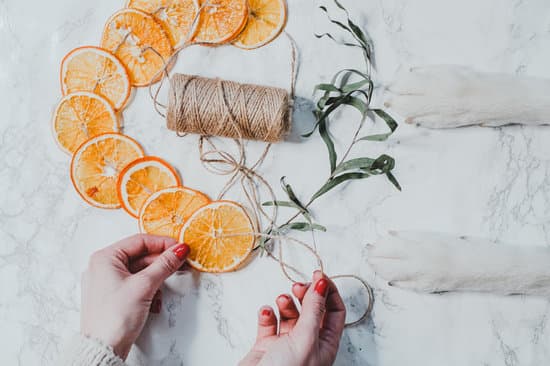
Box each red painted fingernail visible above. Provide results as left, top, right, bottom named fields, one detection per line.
left=278, top=294, right=291, bottom=303
left=261, top=308, right=271, bottom=317
left=172, top=243, right=190, bottom=260
left=314, top=278, right=328, bottom=296
left=293, top=282, right=305, bottom=288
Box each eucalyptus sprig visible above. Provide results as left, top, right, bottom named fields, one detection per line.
left=258, top=0, right=400, bottom=252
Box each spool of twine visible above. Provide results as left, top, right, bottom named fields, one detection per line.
left=166, top=74, right=291, bottom=142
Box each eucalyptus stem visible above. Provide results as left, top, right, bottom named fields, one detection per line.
left=279, top=113, right=366, bottom=227
left=260, top=0, right=400, bottom=246
left=332, top=116, right=366, bottom=176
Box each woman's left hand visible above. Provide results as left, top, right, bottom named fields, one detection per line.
left=80, top=234, right=189, bottom=359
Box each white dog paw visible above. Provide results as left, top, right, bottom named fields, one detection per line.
left=367, top=231, right=479, bottom=293
left=368, top=231, right=550, bottom=296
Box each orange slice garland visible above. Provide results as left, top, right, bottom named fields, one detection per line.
left=101, top=9, right=173, bottom=86
left=60, top=46, right=131, bottom=110
left=117, top=156, right=182, bottom=218
left=52, top=92, right=118, bottom=154
left=193, top=0, right=248, bottom=44
left=71, top=133, right=144, bottom=208
left=139, top=187, right=210, bottom=239
left=55, top=0, right=289, bottom=274
left=233, top=0, right=287, bottom=50
left=126, top=0, right=199, bottom=48
left=179, top=200, right=256, bottom=272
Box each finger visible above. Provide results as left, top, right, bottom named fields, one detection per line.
left=276, top=294, right=300, bottom=335
left=256, top=306, right=277, bottom=340
left=129, top=254, right=159, bottom=273
left=320, top=278, right=346, bottom=344
left=108, top=234, right=179, bottom=261
left=291, top=282, right=309, bottom=305
left=136, top=243, right=190, bottom=291
left=130, top=251, right=192, bottom=273
left=295, top=271, right=329, bottom=334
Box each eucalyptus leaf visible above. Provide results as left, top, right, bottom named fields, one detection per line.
left=316, top=96, right=330, bottom=110
left=341, top=79, right=370, bottom=93
left=386, top=171, right=402, bottom=191
left=302, top=90, right=368, bottom=137
left=315, top=32, right=363, bottom=49
left=313, top=69, right=371, bottom=111
left=281, top=222, right=327, bottom=232
left=317, top=69, right=370, bottom=95
left=373, top=109, right=398, bottom=133
left=341, top=95, right=368, bottom=115
left=303, top=91, right=356, bottom=137
left=319, top=2, right=372, bottom=59
left=262, top=200, right=298, bottom=208
left=368, top=154, right=395, bottom=174
left=319, top=6, right=354, bottom=34
left=339, top=70, right=354, bottom=88
left=348, top=20, right=371, bottom=51
left=332, top=0, right=348, bottom=12
left=314, top=83, right=341, bottom=93
left=357, top=132, right=392, bottom=142
left=280, top=177, right=309, bottom=214
left=311, top=172, right=372, bottom=201
left=319, top=119, right=337, bottom=173
left=332, top=68, right=370, bottom=83
left=357, top=109, right=398, bottom=142
left=330, top=0, right=373, bottom=62
left=333, top=157, right=376, bottom=175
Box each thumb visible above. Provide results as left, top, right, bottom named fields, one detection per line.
left=139, top=243, right=190, bottom=290
left=295, top=275, right=329, bottom=334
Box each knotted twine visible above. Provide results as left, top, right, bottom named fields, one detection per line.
left=128, top=4, right=374, bottom=326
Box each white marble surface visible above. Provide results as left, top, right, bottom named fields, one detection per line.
left=2, top=0, right=550, bottom=365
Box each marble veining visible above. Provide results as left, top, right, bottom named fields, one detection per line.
left=2, top=0, right=550, bottom=365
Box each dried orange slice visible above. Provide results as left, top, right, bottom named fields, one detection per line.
left=101, top=9, right=173, bottom=86
left=52, top=92, right=118, bottom=154
left=233, top=0, right=287, bottom=49
left=60, top=46, right=131, bottom=110
left=193, top=0, right=248, bottom=44
left=117, top=156, right=182, bottom=218
left=139, top=187, right=210, bottom=239
left=126, top=0, right=199, bottom=48
left=71, top=133, right=144, bottom=208
left=179, top=201, right=255, bottom=272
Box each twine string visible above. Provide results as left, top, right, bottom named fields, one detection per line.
left=192, top=104, right=375, bottom=325
left=110, top=5, right=375, bottom=325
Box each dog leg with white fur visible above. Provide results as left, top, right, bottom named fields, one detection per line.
left=384, top=65, right=550, bottom=128
left=367, top=230, right=550, bottom=297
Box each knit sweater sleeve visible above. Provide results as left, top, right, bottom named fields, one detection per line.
left=59, top=334, right=126, bottom=366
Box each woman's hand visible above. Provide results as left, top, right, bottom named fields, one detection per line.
left=80, top=234, right=189, bottom=360
left=240, top=271, right=346, bottom=366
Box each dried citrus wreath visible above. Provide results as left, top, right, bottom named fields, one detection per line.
left=52, top=0, right=288, bottom=273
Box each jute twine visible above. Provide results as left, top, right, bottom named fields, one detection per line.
left=117, top=2, right=375, bottom=327
left=166, top=75, right=291, bottom=142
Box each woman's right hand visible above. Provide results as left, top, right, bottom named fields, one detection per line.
left=239, top=271, right=346, bottom=366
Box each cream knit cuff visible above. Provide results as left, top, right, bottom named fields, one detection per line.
left=59, top=333, right=126, bottom=366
